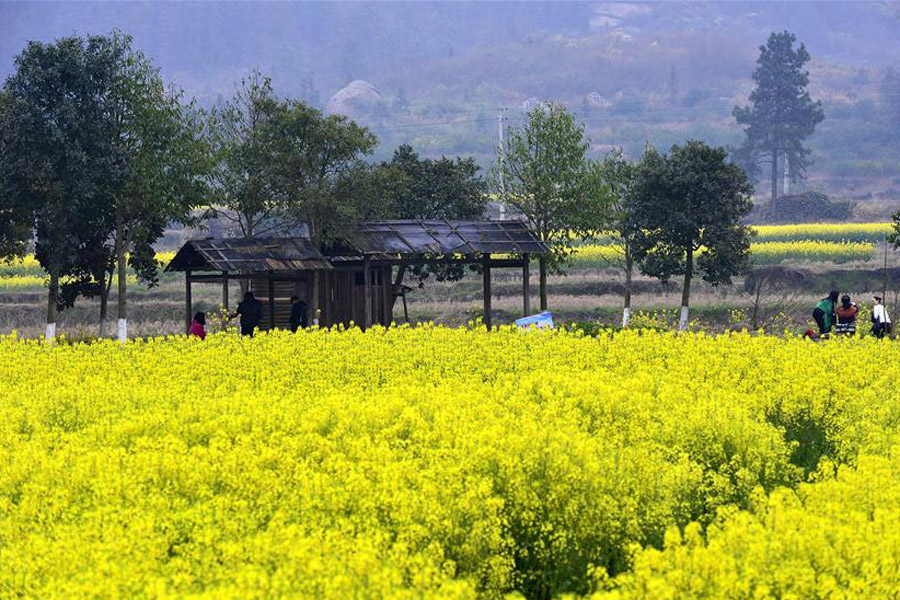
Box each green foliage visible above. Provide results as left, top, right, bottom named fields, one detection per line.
left=497, top=104, right=614, bottom=308
left=891, top=210, right=900, bottom=249
left=754, top=191, right=855, bottom=224
left=1, top=33, right=130, bottom=326
left=630, top=141, right=754, bottom=327
left=498, top=104, right=610, bottom=261
left=0, top=90, right=31, bottom=260
left=733, top=31, right=825, bottom=196
left=382, top=144, right=487, bottom=222
left=263, top=99, right=377, bottom=247
left=207, top=71, right=284, bottom=237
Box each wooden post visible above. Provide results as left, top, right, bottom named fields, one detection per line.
left=185, top=270, right=192, bottom=334
left=267, top=271, right=275, bottom=331
left=382, top=266, right=392, bottom=325
left=222, top=271, right=229, bottom=310
left=363, top=256, right=372, bottom=330
left=483, top=254, right=492, bottom=329
left=321, top=271, right=329, bottom=327
left=522, top=253, right=531, bottom=317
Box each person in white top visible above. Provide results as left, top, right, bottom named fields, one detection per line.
left=872, top=295, right=892, bottom=339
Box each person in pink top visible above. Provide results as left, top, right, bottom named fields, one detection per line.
left=189, top=311, right=207, bottom=340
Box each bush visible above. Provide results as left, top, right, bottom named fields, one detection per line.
left=754, top=191, right=856, bottom=224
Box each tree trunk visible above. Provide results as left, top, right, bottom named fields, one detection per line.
left=539, top=255, right=548, bottom=311
left=46, top=269, right=59, bottom=343
left=116, top=206, right=128, bottom=343
left=389, top=265, right=407, bottom=314
left=679, top=247, right=693, bottom=331
left=623, top=245, right=633, bottom=327
left=771, top=148, right=778, bottom=201
left=99, top=288, right=109, bottom=338
left=98, top=269, right=114, bottom=338
left=752, top=283, right=762, bottom=330
left=239, top=214, right=253, bottom=297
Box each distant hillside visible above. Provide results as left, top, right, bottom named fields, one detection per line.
left=2, top=1, right=900, bottom=209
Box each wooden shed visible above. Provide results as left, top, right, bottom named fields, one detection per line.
left=165, top=220, right=550, bottom=332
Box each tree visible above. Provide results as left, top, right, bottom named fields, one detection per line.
left=740, top=266, right=807, bottom=331
left=367, top=144, right=489, bottom=314
left=597, top=149, right=639, bottom=326
left=207, top=72, right=283, bottom=240
left=630, top=141, right=754, bottom=331
left=104, top=36, right=212, bottom=341
left=498, top=104, right=610, bottom=310
left=1, top=35, right=123, bottom=341
left=0, top=90, right=32, bottom=261
left=266, top=101, right=377, bottom=247
left=264, top=100, right=377, bottom=323
left=733, top=31, right=824, bottom=200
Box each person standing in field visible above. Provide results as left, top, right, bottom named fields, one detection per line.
left=231, top=291, right=263, bottom=337
left=189, top=311, right=207, bottom=340
left=872, top=295, right=892, bottom=339
left=289, top=296, right=307, bottom=332
left=834, top=294, right=858, bottom=336
left=812, top=289, right=839, bottom=337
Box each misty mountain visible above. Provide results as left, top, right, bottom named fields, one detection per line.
left=3, top=1, right=900, bottom=207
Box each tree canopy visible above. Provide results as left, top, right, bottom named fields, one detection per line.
left=597, top=149, right=639, bottom=325
left=498, top=104, right=611, bottom=309
left=631, top=141, right=754, bottom=330
left=208, top=72, right=283, bottom=238
left=733, top=31, right=824, bottom=200
left=1, top=34, right=127, bottom=339
left=1, top=32, right=211, bottom=339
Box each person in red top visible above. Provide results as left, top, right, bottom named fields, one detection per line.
left=835, top=294, right=858, bottom=336
left=189, top=311, right=207, bottom=340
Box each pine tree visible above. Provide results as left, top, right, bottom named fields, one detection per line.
left=733, top=31, right=824, bottom=200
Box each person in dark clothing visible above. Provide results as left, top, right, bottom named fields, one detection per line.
left=812, top=289, right=839, bottom=337
left=231, top=291, right=263, bottom=336
left=289, top=296, right=307, bottom=332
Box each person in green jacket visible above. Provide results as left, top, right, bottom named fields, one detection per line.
left=812, top=289, right=839, bottom=336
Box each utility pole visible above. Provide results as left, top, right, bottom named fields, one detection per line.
left=884, top=232, right=889, bottom=306
left=498, top=107, right=507, bottom=219
left=497, top=108, right=506, bottom=191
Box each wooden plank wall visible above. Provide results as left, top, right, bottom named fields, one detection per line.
left=247, top=266, right=392, bottom=330
left=249, top=275, right=311, bottom=330
left=328, top=266, right=391, bottom=327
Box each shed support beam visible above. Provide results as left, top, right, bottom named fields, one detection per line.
left=268, top=272, right=276, bottom=331
left=185, top=270, right=192, bottom=334
left=363, top=256, right=372, bottom=330
left=222, top=272, right=229, bottom=309
left=321, top=271, right=329, bottom=327
left=383, top=267, right=392, bottom=325
left=483, top=254, right=492, bottom=329
left=522, top=253, right=531, bottom=317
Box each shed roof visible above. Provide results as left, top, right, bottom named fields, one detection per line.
left=333, top=220, right=549, bottom=259
left=165, top=237, right=333, bottom=273
left=165, top=221, right=549, bottom=274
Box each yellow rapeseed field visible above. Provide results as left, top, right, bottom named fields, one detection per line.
left=573, top=240, right=875, bottom=265
left=752, top=222, right=892, bottom=243
left=2, top=326, right=899, bottom=599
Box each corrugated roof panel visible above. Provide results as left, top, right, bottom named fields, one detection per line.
left=165, top=237, right=333, bottom=273
left=337, top=220, right=549, bottom=257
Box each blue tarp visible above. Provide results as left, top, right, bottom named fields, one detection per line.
left=515, top=311, right=554, bottom=329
